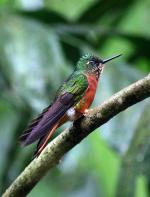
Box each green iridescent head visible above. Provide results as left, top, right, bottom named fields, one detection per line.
left=76, top=54, right=101, bottom=70
left=76, top=53, right=121, bottom=76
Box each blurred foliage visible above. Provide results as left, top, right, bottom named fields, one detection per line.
left=0, top=0, right=150, bottom=196
left=116, top=106, right=150, bottom=197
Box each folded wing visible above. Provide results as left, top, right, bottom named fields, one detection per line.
left=20, top=73, right=88, bottom=146
left=20, top=93, right=74, bottom=146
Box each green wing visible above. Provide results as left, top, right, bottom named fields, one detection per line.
left=57, top=72, right=88, bottom=104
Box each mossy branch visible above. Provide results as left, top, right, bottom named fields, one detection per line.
left=2, top=74, right=150, bottom=197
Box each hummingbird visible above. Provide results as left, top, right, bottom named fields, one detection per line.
left=20, top=54, right=121, bottom=157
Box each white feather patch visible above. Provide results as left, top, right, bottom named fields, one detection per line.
left=67, top=108, right=76, bottom=121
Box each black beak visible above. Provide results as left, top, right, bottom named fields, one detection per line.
left=102, top=54, right=122, bottom=64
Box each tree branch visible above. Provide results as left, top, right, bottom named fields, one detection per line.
left=2, top=74, right=150, bottom=197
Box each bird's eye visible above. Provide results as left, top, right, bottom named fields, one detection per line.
left=86, top=60, right=95, bottom=65
left=86, top=60, right=99, bottom=67
left=90, top=60, right=95, bottom=64
left=91, top=60, right=100, bottom=67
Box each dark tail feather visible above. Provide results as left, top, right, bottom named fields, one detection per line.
left=33, top=136, right=46, bottom=158
left=33, top=123, right=59, bottom=157
left=20, top=132, right=30, bottom=144
left=22, top=93, right=74, bottom=146
left=19, top=104, right=51, bottom=144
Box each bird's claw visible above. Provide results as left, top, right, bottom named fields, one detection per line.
left=84, top=109, right=94, bottom=117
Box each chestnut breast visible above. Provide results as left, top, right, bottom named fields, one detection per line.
left=75, top=74, right=98, bottom=113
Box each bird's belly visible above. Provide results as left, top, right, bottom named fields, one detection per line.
left=66, top=86, right=96, bottom=121
left=66, top=75, right=98, bottom=121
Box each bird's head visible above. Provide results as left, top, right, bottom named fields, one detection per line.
left=76, top=53, right=121, bottom=78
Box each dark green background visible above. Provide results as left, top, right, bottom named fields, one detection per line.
left=0, top=0, right=150, bottom=196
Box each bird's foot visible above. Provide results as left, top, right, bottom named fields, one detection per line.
left=84, top=109, right=94, bottom=117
